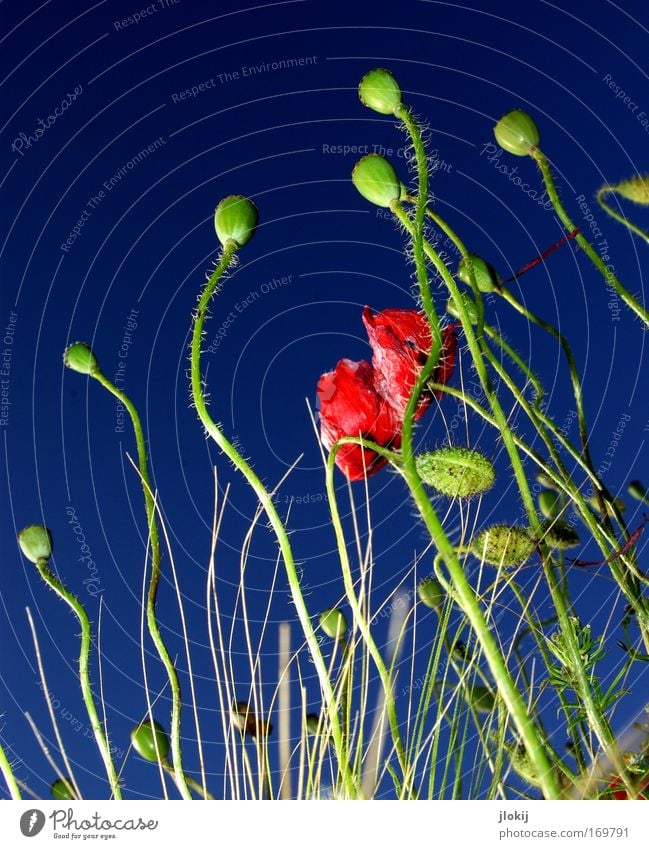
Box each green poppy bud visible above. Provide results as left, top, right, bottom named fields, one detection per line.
left=471, top=524, right=535, bottom=567
left=130, top=720, right=169, bottom=763
left=538, top=489, right=562, bottom=520
left=588, top=494, right=625, bottom=516
left=230, top=701, right=272, bottom=738
left=494, top=109, right=540, bottom=156
left=468, top=685, right=496, bottom=714
left=352, top=154, right=401, bottom=208
left=446, top=292, right=478, bottom=324
left=18, top=525, right=53, bottom=563
left=538, top=519, right=580, bottom=550
left=214, top=195, right=258, bottom=247
left=63, top=342, right=99, bottom=376
left=508, top=743, right=545, bottom=788
left=535, top=470, right=558, bottom=490
left=358, top=68, right=402, bottom=115
left=305, top=714, right=321, bottom=736
left=417, top=577, right=445, bottom=610
left=456, top=254, right=500, bottom=293
left=416, top=447, right=496, bottom=499
left=319, top=607, right=348, bottom=640
left=51, top=778, right=76, bottom=800
left=628, top=480, right=648, bottom=502
left=611, top=176, right=649, bottom=205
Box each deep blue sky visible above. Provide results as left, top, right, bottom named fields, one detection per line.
left=1, top=0, right=648, bottom=799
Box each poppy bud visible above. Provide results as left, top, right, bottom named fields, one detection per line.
left=628, top=480, right=648, bottom=502
left=18, top=525, right=53, bottom=563
left=130, top=720, right=169, bottom=763
left=417, top=577, right=445, bottom=610
left=471, top=524, right=535, bottom=567
left=507, top=743, right=545, bottom=788
left=494, top=109, right=540, bottom=156
left=416, top=447, right=496, bottom=498
left=535, top=470, right=558, bottom=490
left=467, top=685, right=496, bottom=714
left=538, top=519, right=580, bottom=550
left=51, top=778, right=76, bottom=800
left=305, top=714, right=321, bottom=735
left=538, top=489, right=562, bottom=519
left=358, top=68, right=402, bottom=115
left=319, top=607, right=348, bottom=640
left=230, top=701, right=272, bottom=738
left=352, top=154, right=401, bottom=207
left=456, top=254, right=500, bottom=293
left=610, top=176, right=649, bottom=205
left=63, top=342, right=99, bottom=376
left=446, top=292, right=479, bottom=324
left=214, top=195, right=258, bottom=247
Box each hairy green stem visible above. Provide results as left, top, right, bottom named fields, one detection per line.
left=597, top=186, right=649, bottom=244
left=35, top=559, right=122, bottom=799
left=0, top=740, right=21, bottom=800
left=92, top=371, right=191, bottom=799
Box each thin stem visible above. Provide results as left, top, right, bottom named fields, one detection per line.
left=189, top=240, right=357, bottom=799
left=34, top=559, right=122, bottom=799
left=532, top=149, right=649, bottom=328
left=91, top=371, right=191, bottom=799
left=597, top=186, right=649, bottom=244
left=0, top=740, right=21, bottom=800
left=162, top=761, right=215, bottom=799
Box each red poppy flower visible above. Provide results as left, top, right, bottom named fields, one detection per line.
left=362, top=307, right=459, bottom=418
left=605, top=776, right=649, bottom=799
left=317, top=358, right=401, bottom=480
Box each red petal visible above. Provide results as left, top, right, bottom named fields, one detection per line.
left=317, top=358, right=401, bottom=480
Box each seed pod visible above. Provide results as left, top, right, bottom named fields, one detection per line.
left=416, top=447, right=496, bottom=498
left=305, top=714, right=321, bottom=736
left=130, top=720, right=170, bottom=763
left=17, top=525, right=53, bottom=563
left=467, top=685, right=496, bottom=714
left=51, top=778, right=76, bottom=800
left=494, top=109, right=540, bottom=156
left=417, top=577, right=445, bottom=610
left=446, top=291, right=478, bottom=324
left=538, top=519, right=580, bottom=550
left=319, top=607, right=348, bottom=640
left=352, top=154, right=401, bottom=207
left=610, top=176, right=649, bottom=205
left=63, top=342, right=99, bottom=376
left=538, top=489, right=562, bottom=519
left=358, top=68, right=402, bottom=115
left=471, top=524, right=535, bottom=567
left=628, top=480, right=648, bottom=502
left=230, top=701, right=273, bottom=738
left=214, top=195, right=258, bottom=247
left=456, top=253, right=500, bottom=293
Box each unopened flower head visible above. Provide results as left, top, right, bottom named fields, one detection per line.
left=214, top=195, right=258, bottom=247
left=63, top=342, right=99, bottom=376
left=494, top=109, right=540, bottom=156
left=352, top=154, right=401, bottom=208
left=358, top=68, right=402, bottom=115
left=18, top=525, right=53, bottom=563
left=416, top=447, right=496, bottom=499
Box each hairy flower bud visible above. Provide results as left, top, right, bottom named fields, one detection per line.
left=18, top=525, right=53, bottom=563
left=538, top=489, right=562, bottom=520
left=214, top=195, right=258, bottom=247
left=416, top=447, right=496, bottom=498
left=319, top=607, right=348, bottom=640
left=446, top=291, right=479, bottom=324
left=538, top=519, right=580, bottom=550
left=63, top=342, right=99, bottom=376
left=471, top=524, right=535, bottom=567
left=358, top=68, right=402, bottom=115
left=456, top=253, right=500, bottom=293
left=51, top=778, right=76, bottom=800
left=352, top=154, right=401, bottom=207
left=611, top=176, right=649, bottom=205
left=417, top=577, right=445, bottom=610
left=130, top=720, right=169, bottom=763
left=494, top=109, right=540, bottom=156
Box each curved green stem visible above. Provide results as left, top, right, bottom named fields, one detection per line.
left=532, top=149, right=649, bottom=328
left=91, top=371, right=191, bottom=799
left=162, top=761, right=214, bottom=799
left=189, top=240, right=357, bottom=799
left=34, top=559, right=122, bottom=799
left=0, top=740, right=21, bottom=800
left=597, top=186, right=649, bottom=244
